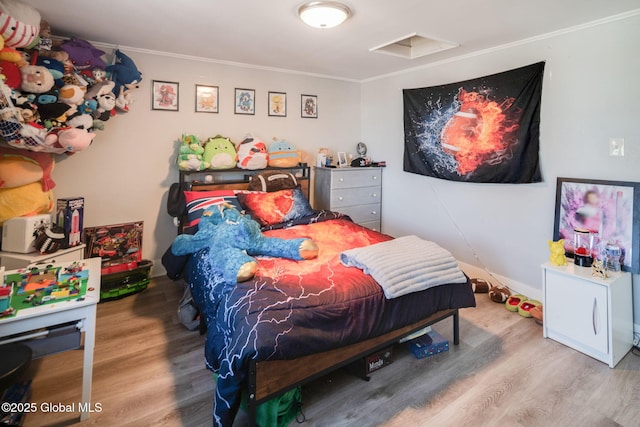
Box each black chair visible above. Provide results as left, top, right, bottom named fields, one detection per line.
left=0, top=343, right=32, bottom=395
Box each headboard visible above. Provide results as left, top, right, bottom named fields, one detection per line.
left=173, top=166, right=311, bottom=234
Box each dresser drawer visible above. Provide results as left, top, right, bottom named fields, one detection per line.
left=339, top=204, right=381, bottom=224
left=331, top=186, right=380, bottom=208
left=330, top=169, right=381, bottom=189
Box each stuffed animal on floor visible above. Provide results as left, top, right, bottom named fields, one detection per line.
left=171, top=204, right=318, bottom=284
left=548, top=239, right=567, bottom=266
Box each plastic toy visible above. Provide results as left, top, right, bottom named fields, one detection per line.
left=202, top=135, right=236, bottom=170
left=177, top=134, right=209, bottom=171
left=236, top=134, right=268, bottom=170
left=171, top=204, right=318, bottom=284
left=548, top=239, right=567, bottom=266
left=268, top=138, right=299, bottom=168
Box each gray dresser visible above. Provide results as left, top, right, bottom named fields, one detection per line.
left=313, top=166, right=382, bottom=231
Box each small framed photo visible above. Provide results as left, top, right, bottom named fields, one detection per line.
left=152, top=80, right=179, bottom=111
left=337, top=152, right=348, bottom=167
left=195, top=84, right=219, bottom=113
left=268, top=91, right=287, bottom=117
left=301, top=94, right=317, bottom=118
left=235, top=88, right=255, bottom=115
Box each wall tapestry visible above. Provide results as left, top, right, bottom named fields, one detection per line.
left=403, top=62, right=545, bottom=183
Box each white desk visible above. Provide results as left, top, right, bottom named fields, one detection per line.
left=0, top=257, right=101, bottom=421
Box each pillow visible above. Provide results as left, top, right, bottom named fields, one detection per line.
left=183, top=189, right=253, bottom=233
left=248, top=170, right=298, bottom=192
left=237, top=186, right=314, bottom=227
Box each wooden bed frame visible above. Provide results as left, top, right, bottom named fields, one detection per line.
left=182, top=172, right=463, bottom=425
left=246, top=308, right=460, bottom=426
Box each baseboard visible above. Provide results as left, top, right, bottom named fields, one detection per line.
left=457, top=261, right=542, bottom=302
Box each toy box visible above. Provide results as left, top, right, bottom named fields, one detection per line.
left=408, top=329, right=450, bottom=359
left=1, top=214, right=52, bottom=253
left=56, top=197, right=84, bottom=248
left=83, top=221, right=143, bottom=275
left=100, top=259, right=152, bottom=301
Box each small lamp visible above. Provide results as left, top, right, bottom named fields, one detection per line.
left=298, top=1, right=351, bottom=29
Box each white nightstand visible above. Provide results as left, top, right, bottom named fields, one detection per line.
left=541, top=262, right=633, bottom=368
left=314, top=167, right=382, bottom=231
left=0, top=244, right=86, bottom=270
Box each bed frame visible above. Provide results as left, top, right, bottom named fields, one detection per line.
left=246, top=308, right=459, bottom=426
left=182, top=173, right=462, bottom=425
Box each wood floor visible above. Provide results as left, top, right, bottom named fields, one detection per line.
left=22, top=276, right=640, bottom=427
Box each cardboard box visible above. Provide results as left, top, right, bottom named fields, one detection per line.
left=1, top=214, right=51, bottom=253
left=344, top=346, right=393, bottom=380
left=408, top=329, right=450, bottom=359
left=56, top=197, right=84, bottom=248
left=83, top=221, right=143, bottom=274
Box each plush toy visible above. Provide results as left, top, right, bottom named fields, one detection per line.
left=105, top=49, right=142, bottom=101
left=44, top=127, right=95, bottom=154
left=0, top=146, right=55, bottom=191
left=0, top=59, right=21, bottom=88
left=171, top=204, right=319, bottom=284
left=0, top=181, right=53, bottom=225
left=236, top=133, right=268, bottom=170
left=268, top=138, right=299, bottom=168
left=488, top=284, right=511, bottom=303
left=202, top=135, right=237, bottom=170
left=548, top=239, right=567, bottom=266
left=20, top=64, right=55, bottom=93
left=177, top=134, right=209, bottom=171
left=0, top=0, right=41, bottom=49
left=60, top=38, right=106, bottom=75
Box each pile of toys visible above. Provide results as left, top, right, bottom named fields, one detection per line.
left=177, top=133, right=300, bottom=171
left=0, top=0, right=142, bottom=155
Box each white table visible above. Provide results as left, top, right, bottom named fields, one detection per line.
left=0, top=257, right=101, bottom=421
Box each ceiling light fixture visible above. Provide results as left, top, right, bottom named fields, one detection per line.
left=298, top=1, right=351, bottom=29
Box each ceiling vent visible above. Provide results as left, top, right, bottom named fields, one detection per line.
left=369, top=33, right=458, bottom=59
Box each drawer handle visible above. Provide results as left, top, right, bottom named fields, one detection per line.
left=338, top=196, right=344, bottom=201
left=592, top=298, right=598, bottom=335
left=371, top=211, right=377, bottom=215
left=372, top=176, right=377, bottom=180
left=339, top=178, right=344, bottom=182
left=372, top=193, right=377, bottom=198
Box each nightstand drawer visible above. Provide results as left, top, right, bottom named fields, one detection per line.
left=331, top=187, right=380, bottom=208
left=330, top=169, right=381, bottom=189
left=340, top=204, right=381, bottom=224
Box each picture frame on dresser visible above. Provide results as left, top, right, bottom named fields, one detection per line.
left=553, top=177, right=640, bottom=273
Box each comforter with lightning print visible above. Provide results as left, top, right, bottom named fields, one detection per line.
left=186, top=212, right=475, bottom=426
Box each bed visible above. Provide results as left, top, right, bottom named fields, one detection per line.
left=165, top=172, right=476, bottom=426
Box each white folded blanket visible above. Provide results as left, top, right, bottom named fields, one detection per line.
left=340, top=235, right=467, bottom=299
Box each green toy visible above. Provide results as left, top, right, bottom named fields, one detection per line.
left=171, top=204, right=318, bottom=284
left=203, top=135, right=237, bottom=170
left=177, top=134, right=209, bottom=171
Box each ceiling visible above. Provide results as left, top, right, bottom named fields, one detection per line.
left=23, top=0, right=640, bottom=82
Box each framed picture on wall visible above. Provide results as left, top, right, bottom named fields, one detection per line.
left=152, top=80, right=179, bottom=111
left=553, top=177, right=640, bottom=273
left=268, top=91, right=286, bottom=117
left=195, top=84, right=219, bottom=113
left=301, top=94, right=317, bottom=118
left=235, top=88, right=255, bottom=115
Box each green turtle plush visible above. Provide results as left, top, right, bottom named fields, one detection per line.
left=171, top=204, right=318, bottom=284
left=203, top=135, right=237, bottom=170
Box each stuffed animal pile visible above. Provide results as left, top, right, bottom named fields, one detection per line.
left=0, top=0, right=142, bottom=155
left=176, top=133, right=301, bottom=172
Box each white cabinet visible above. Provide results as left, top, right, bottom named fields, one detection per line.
left=0, top=244, right=86, bottom=270
left=541, top=262, right=633, bottom=368
left=313, top=167, right=382, bottom=231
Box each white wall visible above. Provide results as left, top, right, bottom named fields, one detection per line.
left=361, top=16, right=640, bottom=327
left=51, top=52, right=361, bottom=275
